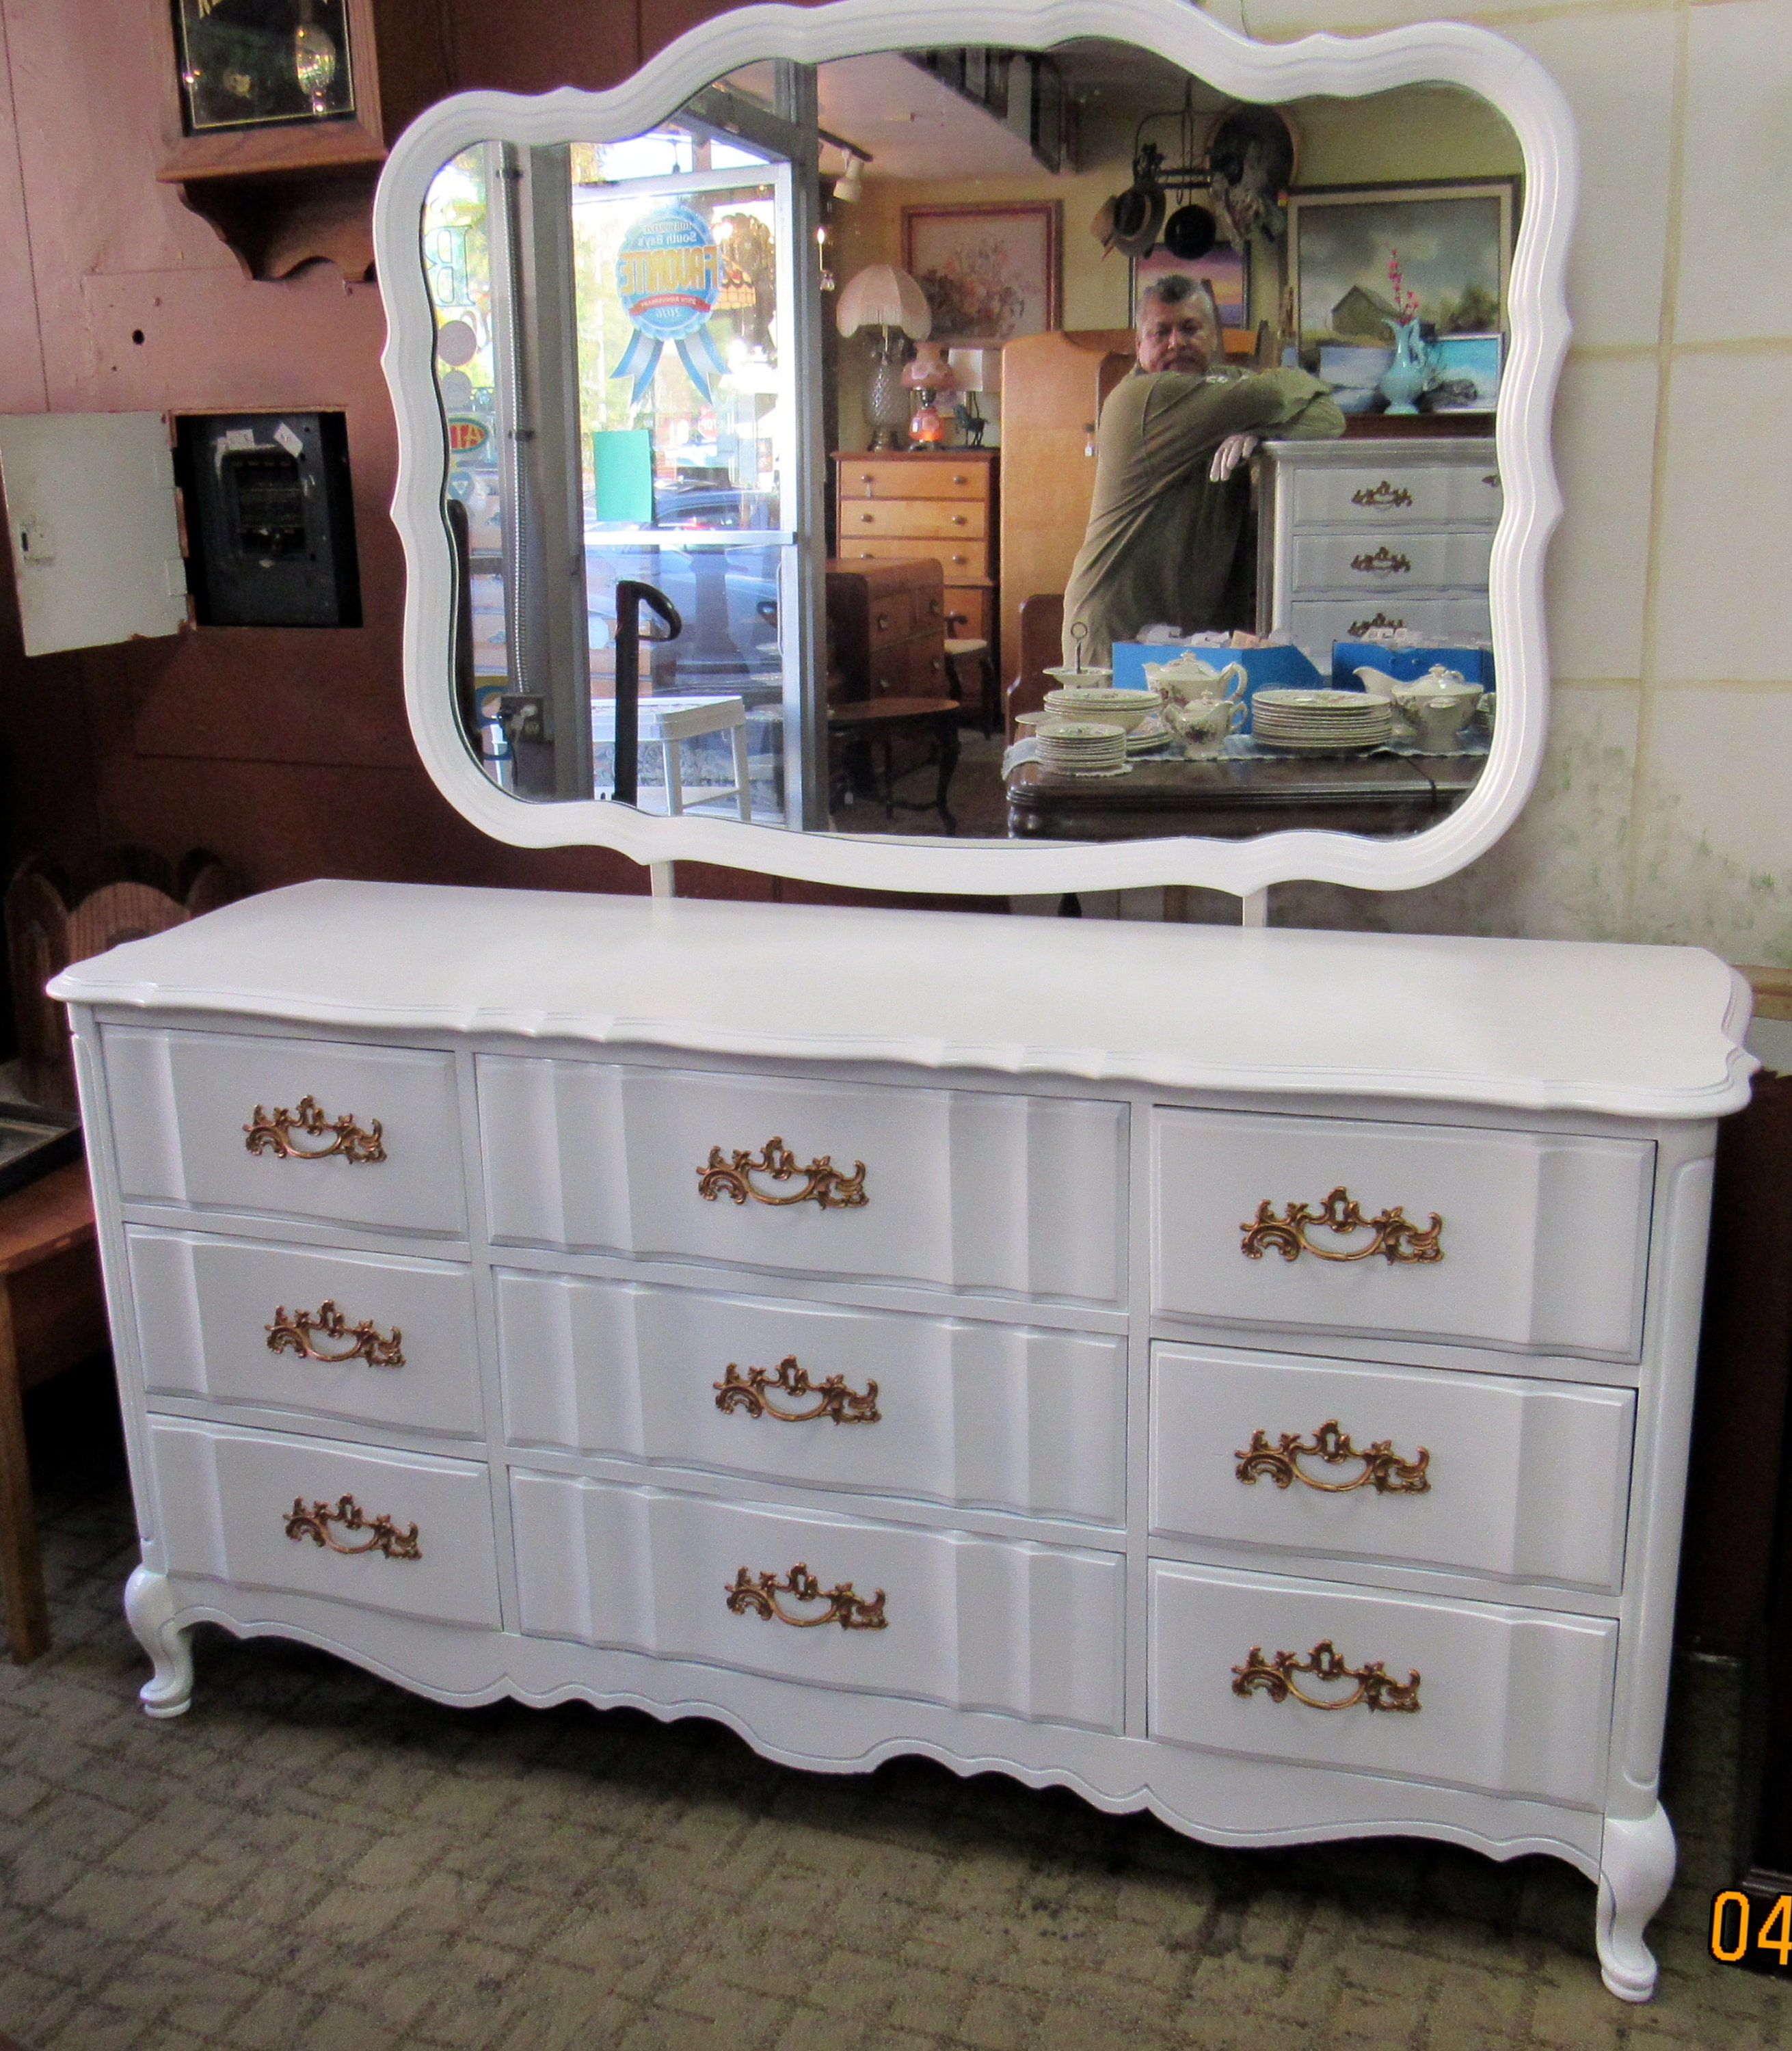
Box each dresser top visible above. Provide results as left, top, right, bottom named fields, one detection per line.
left=50, top=881, right=1755, bottom=1121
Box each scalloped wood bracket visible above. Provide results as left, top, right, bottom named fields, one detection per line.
left=172, top=166, right=382, bottom=282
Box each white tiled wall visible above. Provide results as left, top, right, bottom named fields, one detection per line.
left=1245, top=0, right=1792, bottom=965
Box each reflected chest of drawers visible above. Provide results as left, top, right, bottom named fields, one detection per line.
left=833, top=449, right=999, bottom=665
left=52, top=882, right=1752, bottom=2003
left=1258, top=436, right=1501, bottom=660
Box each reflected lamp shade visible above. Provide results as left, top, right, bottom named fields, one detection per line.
left=836, top=264, right=931, bottom=340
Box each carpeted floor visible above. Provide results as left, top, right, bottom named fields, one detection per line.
left=3, top=1359, right=1787, bottom=2051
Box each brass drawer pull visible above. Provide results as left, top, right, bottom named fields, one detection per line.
left=245, top=1096, right=386, bottom=1164
left=1349, top=611, right=1404, bottom=636
left=1236, top=1419, right=1429, bottom=1494
left=698, top=1136, right=868, bottom=1209
left=285, top=1493, right=421, bottom=1561
left=268, top=1300, right=404, bottom=1368
left=1350, top=480, right=1413, bottom=509
left=1349, top=546, right=1413, bottom=575
left=1242, top=1186, right=1443, bottom=1265
left=726, top=1562, right=887, bottom=1631
left=1233, top=1638, right=1420, bottom=1713
left=715, top=1355, right=880, bottom=1424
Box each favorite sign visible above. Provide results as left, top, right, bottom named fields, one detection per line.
left=613, top=203, right=729, bottom=405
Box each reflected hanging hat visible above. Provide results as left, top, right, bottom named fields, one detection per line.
left=1104, top=180, right=1166, bottom=260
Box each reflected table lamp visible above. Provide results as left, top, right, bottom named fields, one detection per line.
left=837, top=264, right=931, bottom=451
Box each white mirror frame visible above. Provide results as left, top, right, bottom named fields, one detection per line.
left=375, top=0, right=1575, bottom=899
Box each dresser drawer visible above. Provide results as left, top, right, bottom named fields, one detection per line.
left=1149, top=1560, right=1616, bottom=1808
left=1290, top=529, right=1495, bottom=593
left=840, top=501, right=988, bottom=541
left=868, top=638, right=950, bottom=699
left=1287, top=464, right=1502, bottom=529
left=1152, top=1110, right=1652, bottom=1359
left=511, top=1473, right=1123, bottom=1730
left=838, top=460, right=989, bottom=501
left=944, top=587, right=993, bottom=641
left=127, top=1227, right=482, bottom=1438
left=148, top=1417, right=501, bottom=1627
left=1150, top=1342, right=1633, bottom=1589
left=836, top=537, right=991, bottom=580
left=496, top=1272, right=1125, bottom=1522
left=104, top=1026, right=466, bottom=1237
left=1286, top=596, right=1493, bottom=649
left=481, top=1061, right=1126, bottom=1304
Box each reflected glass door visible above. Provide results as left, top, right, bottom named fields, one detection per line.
left=423, top=114, right=807, bottom=822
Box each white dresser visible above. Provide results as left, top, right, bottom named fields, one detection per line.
left=1258, top=437, right=1501, bottom=662
left=51, top=882, right=1753, bottom=2002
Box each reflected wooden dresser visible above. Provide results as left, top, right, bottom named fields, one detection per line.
left=833, top=448, right=998, bottom=670
left=52, top=883, right=1754, bottom=2003
left=1258, top=436, right=1501, bottom=659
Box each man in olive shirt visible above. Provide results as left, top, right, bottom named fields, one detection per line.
left=1062, top=276, right=1345, bottom=662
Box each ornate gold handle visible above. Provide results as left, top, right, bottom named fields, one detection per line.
left=1233, top=1639, right=1420, bottom=1713
left=245, top=1096, right=386, bottom=1164
left=1242, top=1187, right=1443, bottom=1265
left=1350, top=480, right=1413, bottom=509
left=267, top=1300, right=404, bottom=1368
left=1348, top=547, right=1413, bottom=575
left=698, top=1136, right=868, bottom=1210
left=284, top=1494, right=421, bottom=1560
left=714, top=1356, right=880, bottom=1425
left=1348, top=611, right=1404, bottom=636
left=725, top=1562, right=887, bottom=1631
left=1236, top=1420, right=1430, bottom=1494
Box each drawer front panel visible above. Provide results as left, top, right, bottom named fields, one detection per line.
left=1153, top=1109, right=1652, bottom=1358
left=511, top=1473, right=1124, bottom=1730
left=105, top=1026, right=466, bottom=1235
left=1149, top=1560, right=1615, bottom=1808
left=841, top=501, right=989, bottom=541
left=1287, top=465, right=1501, bottom=529
left=1286, top=596, right=1493, bottom=649
left=836, top=539, right=991, bottom=580
left=497, top=1272, right=1125, bottom=1522
left=481, top=1061, right=1127, bottom=1304
left=148, top=1417, right=500, bottom=1626
left=869, top=639, right=950, bottom=699
left=128, top=1226, right=482, bottom=1438
left=1150, top=1342, right=1633, bottom=1588
left=838, top=461, right=989, bottom=501
left=1291, top=530, right=1495, bottom=593
left=944, top=587, right=993, bottom=641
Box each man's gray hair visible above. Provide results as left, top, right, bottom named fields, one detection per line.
left=1138, top=273, right=1220, bottom=336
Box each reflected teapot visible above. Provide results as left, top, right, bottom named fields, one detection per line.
left=1143, top=654, right=1248, bottom=708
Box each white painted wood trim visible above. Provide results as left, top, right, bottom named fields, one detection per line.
left=373, top=0, right=1577, bottom=897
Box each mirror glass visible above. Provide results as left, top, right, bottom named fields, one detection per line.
left=418, top=39, right=1523, bottom=849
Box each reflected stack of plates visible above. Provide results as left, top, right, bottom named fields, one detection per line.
left=1252, top=688, right=1394, bottom=754
left=1037, top=721, right=1128, bottom=775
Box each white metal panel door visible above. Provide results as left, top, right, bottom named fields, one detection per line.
left=0, top=412, right=187, bottom=653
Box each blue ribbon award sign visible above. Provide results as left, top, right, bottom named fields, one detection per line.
left=613, top=203, right=730, bottom=407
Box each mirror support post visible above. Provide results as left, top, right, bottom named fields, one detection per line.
left=505, top=144, right=592, bottom=802
left=775, top=59, right=829, bottom=832
left=1240, top=889, right=1269, bottom=928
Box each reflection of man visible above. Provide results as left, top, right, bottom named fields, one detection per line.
left=1062, top=276, right=1344, bottom=662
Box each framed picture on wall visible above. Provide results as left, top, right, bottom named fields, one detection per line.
left=901, top=202, right=1061, bottom=345
left=1131, top=241, right=1251, bottom=332
left=1287, top=179, right=1517, bottom=348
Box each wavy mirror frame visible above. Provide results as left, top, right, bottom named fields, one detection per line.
left=374, top=0, right=1576, bottom=900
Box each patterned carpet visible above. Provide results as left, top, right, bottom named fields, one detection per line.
left=3, top=1358, right=1788, bottom=2051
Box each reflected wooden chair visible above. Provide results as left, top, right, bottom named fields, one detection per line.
left=1004, top=593, right=1066, bottom=743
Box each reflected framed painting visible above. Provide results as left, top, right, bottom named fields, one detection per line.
left=900, top=202, right=1061, bottom=345
left=1287, top=179, right=1517, bottom=347
left=1132, top=241, right=1251, bottom=333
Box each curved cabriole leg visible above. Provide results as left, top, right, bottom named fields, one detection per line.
left=1596, top=1805, right=1676, bottom=2001
left=124, top=1564, right=194, bottom=1719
